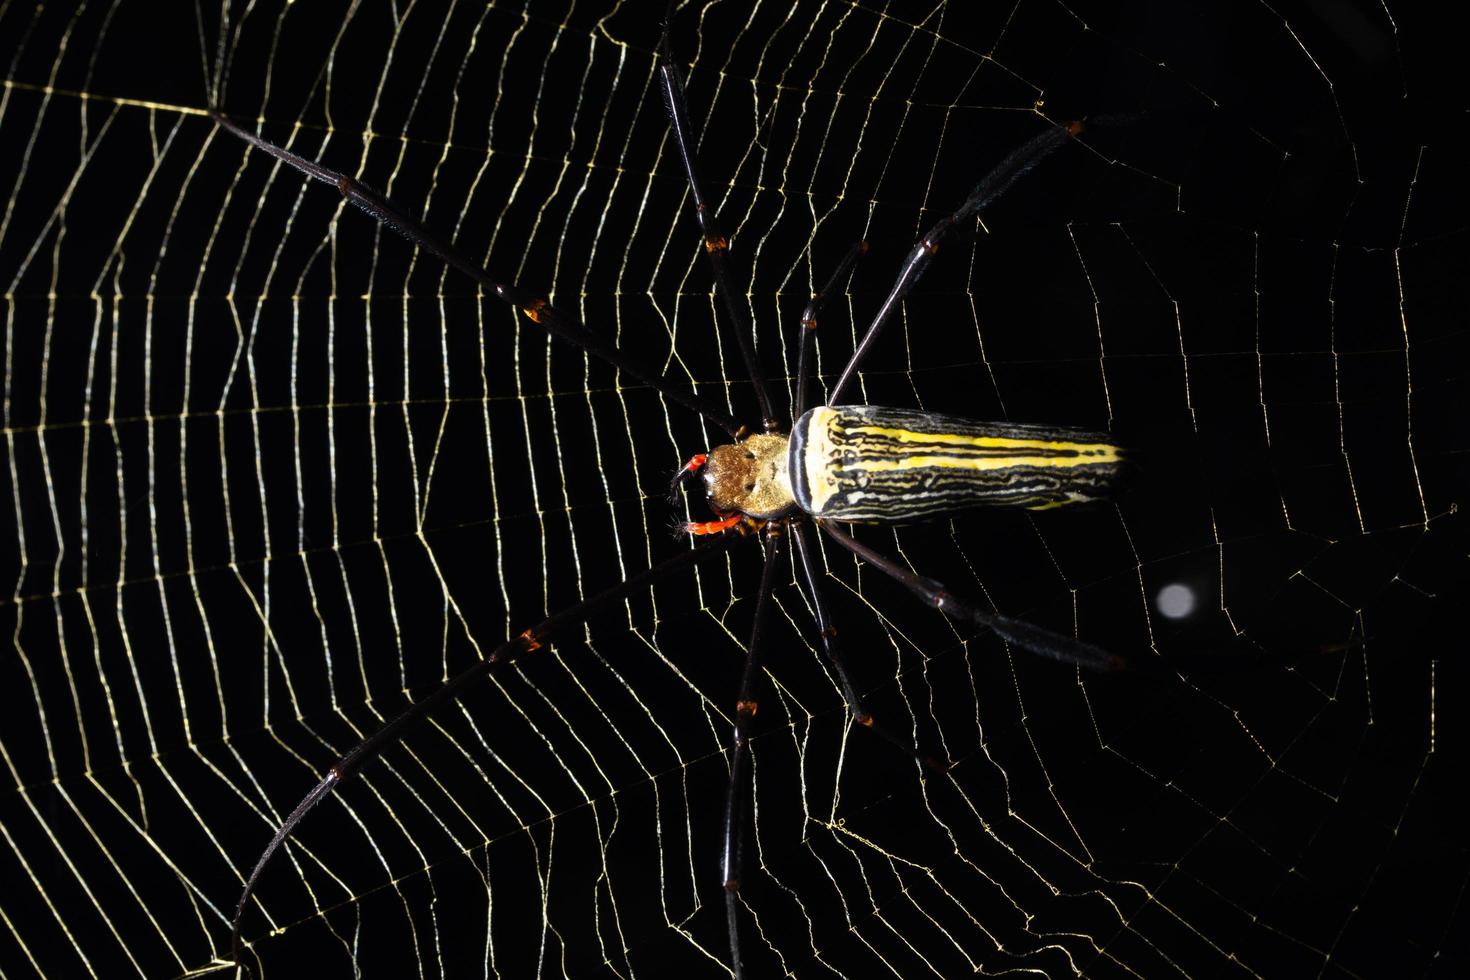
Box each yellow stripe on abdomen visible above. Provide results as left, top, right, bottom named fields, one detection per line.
left=791, top=405, right=1125, bottom=522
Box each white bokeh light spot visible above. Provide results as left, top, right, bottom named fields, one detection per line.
left=1156, top=583, right=1197, bottom=620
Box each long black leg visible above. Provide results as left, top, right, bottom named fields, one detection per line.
left=791, top=523, right=950, bottom=770
left=789, top=524, right=867, bottom=719
left=210, top=112, right=743, bottom=437
left=827, top=121, right=1082, bottom=406
left=796, top=241, right=867, bottom=420
left=819, top=521, right=1124, bottom=672
left=658, top=12, right=777, bottom=429
left=229, top=532, right=744, bottom=969
left=722, top=528, right=784, bottom=979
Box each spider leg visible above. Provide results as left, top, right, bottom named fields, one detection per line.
left=792, top=523, right=951, bottom=771
left=796, top=241, right=868, bottom=420
left=208, top=111, right=742, bottom=437
left=228, top=532, right=744, bottom=970
left=669, top=452, right=709, bottom=503
left=819, top=521, right=1125, bottom=672
left=790, top=524, right=867, bottom=717
left=685, top=513, right=744, bottom=536
left=658, top=8, right=777, bottom=429
left=827, top=121, right=1082, bottom=406
left=721, top=528, right=784, bottom=979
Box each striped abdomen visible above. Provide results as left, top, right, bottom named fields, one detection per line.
left=789, top=405, right=1124, bottom=522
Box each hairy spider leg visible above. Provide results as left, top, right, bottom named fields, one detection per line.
left=208, top=111, right=742, bottom=437
left=658, top=9, right=778, bottom=429
left=228, top=533, right=745, bottom=970
left=827, top=120, right=1084, bottom=406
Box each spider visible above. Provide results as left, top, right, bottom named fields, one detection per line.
left=216, top=12, right=1126, bottom=977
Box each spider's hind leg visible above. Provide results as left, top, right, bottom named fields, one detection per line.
left=820, top=520, right=1125, bottom=673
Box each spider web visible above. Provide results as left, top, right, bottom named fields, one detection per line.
left=1, top=0, right=1466, bottom=976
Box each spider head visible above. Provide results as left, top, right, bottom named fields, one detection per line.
left=701, top=432, right=795, bottom=519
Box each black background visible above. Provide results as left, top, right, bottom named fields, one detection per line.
left=0, top=1, right=1465, bottom=977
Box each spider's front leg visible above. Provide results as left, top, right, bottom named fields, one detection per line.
left=827, top=120, right=1083, bottom=406
left=657, top=6, right=777, bottom=429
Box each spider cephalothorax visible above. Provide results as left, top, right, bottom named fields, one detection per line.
left=701, top=433, right=794, bottom=518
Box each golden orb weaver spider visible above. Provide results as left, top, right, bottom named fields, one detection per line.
left=216, top=10, right=1128, bottom=977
